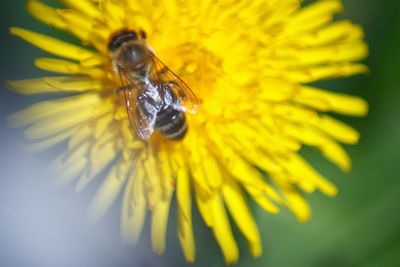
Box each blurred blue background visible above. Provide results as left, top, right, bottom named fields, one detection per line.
left=1, top=0, right=399, bottom=266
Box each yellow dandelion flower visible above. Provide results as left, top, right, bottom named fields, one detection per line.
left=8, top=0, right=368, bottom=263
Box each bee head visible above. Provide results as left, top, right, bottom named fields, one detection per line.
left=108, top=29, right=146, bottom=52
left=109, top=29, right=150, bottom=73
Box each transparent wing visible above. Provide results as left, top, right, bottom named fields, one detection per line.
left=149, top=53, right=198, bottom=114
left=124, top=89, right=157, bottom=140
left=118, top=68, right=157, bottom=140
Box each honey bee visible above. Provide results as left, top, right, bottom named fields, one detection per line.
left=108, top=29, right=198, bottom=141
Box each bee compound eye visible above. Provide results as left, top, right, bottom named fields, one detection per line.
left=108, top=30, right=138, bottom=51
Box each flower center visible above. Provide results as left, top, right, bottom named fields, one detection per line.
left=170, top=43, right=223, bottom=100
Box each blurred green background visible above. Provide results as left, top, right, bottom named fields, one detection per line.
left=0, top=1, right=399, bottom=267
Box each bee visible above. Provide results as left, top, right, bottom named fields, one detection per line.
left=108, top=29, right=198, bottom=141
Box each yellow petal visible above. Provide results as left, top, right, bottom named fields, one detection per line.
left=58, top=158, right=88, bottom=186
left=282, top=63, right=369, bottom=83
left=287, top=0, right=343, bottom=34
left=7, top=76, right=105, bottom=94
left=210, top=194, right=239, bottom=264
left=6, top=78, right=63, bottom=94
left=26, top=126, right=78, bottom=153
left=42, top=76, right=105, bottom=92
left=278, top=154, right=338, bottom=196
left=282, top=123, right=351, bottom=171
left=60, top=0, right=102, bottom=18
left=185, top=132, right=213, bottom=194
left=243, top=181, right=281, bottom=214
left=223, top=178, right=262, bottom=257
left=121, top=166, right=147, bottom=244
left=199, top=146, right=223, bottom=189
left=48, top=145, right=90, bottom=186
left=35, top=58, right=105, bottom=79
left=63, top=141, right=91, bottom=167
left=292, top=20, right=365, bottom=47
left=296, top=86, right=369, bottom=116
left=75, top=132, right=120, bottom=192
left=57, top=9, right=99, bottom=43
left=88, top=159, right=131, bottom=222
left=142, top=151, right=163, bottom=208
left=94, top=113, right=114, bottom=139
left=8, top=94, right=101, bottom=127
left=194, top=188, right=213, bottom=227
left=215, top=128, right=283, bottom=174
left=176, top=165, right=195, bottom=262
left=211, top=141, right=281, bottom=213
left=274, top=178, right=311, bottom=222
left=157, top=144, right=174, bottom=191
left=23, top=100, right=112, bottom=139
left=312, top=115, right=361, bottom=144
left=277, top=42, right=368, bottom=67
left=102, top=0, right=126, bottom=31
left=151, top=188, right=173, bottom=255
left=68, top=125, right=93, bottom=149
left=27, top=0, right=67, bottom=29
left=10, top=27, right=103, bottom=63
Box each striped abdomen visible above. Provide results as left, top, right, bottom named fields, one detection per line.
left=155, top=106, right=187, bottom=140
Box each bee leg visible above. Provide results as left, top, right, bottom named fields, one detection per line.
left=115, top=85, right=136, bottom=105
left=115, top=85, right=134, bottom=94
